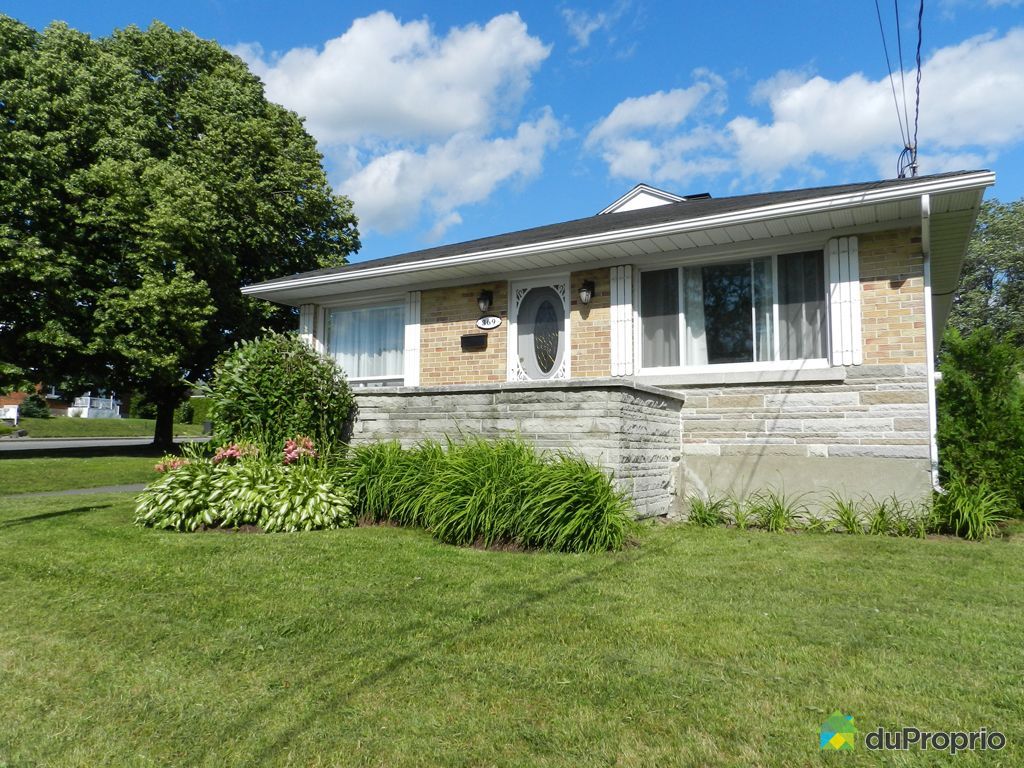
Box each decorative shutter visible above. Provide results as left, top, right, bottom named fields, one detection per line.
left=403, top=291, right=421, bottom=386
left=827, top=237, right=863, bottom=366
left=610, top=266, right=634, bottom=376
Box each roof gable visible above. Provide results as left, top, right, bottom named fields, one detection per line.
left=598, top=184, right=686, bottom=214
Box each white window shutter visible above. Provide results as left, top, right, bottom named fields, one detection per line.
left=827, top=237, right=863, bottom=366
left=610, top=266, right=634, bottom=376
left=404, top=291, right=421, bottom=386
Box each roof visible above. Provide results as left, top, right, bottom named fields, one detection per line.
left=246, top=170, right=988, bottom=294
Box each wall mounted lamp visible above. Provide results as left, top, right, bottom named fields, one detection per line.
left=477, top=289, right=493, bottom=313
left=578, top=280, right=596, bottom=306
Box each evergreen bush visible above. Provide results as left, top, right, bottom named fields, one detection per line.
left=937, top=328, right=1024, bottom=515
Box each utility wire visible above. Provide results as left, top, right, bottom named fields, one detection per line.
left=874, top=0, right=909, bottom=150
left=894, top=1, right=911, bottom=149
left=898, top=0, right=924, bottom=178
left=912, top=0, right=923, bottom=158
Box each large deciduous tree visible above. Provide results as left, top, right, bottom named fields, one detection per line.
left=947, top=198, right=1024, bottom=346
left=0, top=17, right=358, bottom=445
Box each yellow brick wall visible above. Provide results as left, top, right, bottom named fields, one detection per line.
left=420, top=282, right=508, bottom=386
left=859, top=227, right=926, bottom=364
left=570, top=268, right=611, bottom=378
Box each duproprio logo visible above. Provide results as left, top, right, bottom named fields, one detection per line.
left=820, top=711, right=857, bottom=751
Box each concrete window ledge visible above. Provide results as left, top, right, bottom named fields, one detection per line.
left=637, top=367, right=847, bottom=388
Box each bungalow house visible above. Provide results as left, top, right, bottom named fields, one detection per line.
left=243, top=170, right=995, bottom=517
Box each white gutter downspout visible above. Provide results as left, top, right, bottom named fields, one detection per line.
left=920, top=193, right=941, bottom=491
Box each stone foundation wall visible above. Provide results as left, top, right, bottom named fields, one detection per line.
left=664, top=364, right=932, bottom=502
left=352, top=380, right=684, bottom=518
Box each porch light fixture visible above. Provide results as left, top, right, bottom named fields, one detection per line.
left=578, top=280, right=595, bottom=306
left=477, top=289, right=493, bottom=313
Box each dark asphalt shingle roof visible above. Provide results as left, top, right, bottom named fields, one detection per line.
left=251, top=170, right=982, bottom=289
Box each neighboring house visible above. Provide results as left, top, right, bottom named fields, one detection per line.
left=243, top=170, right=995, bottom=517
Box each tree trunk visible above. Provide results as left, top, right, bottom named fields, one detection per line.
left=153, top=396, right=176, bottom=449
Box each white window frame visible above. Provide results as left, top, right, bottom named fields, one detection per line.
left=325, top=297, right=408, bottom=387
left=634, top=253, right=832, bottom=376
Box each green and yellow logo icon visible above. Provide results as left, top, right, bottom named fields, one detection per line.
left=820, top=711, right=857, bottom=751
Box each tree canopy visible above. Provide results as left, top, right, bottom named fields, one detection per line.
left=0, top=16, right=358, bottom=444
left=947, top=198, right=1024, bottom=346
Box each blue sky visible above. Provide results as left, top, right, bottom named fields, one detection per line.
left=8, top=1, right=1024, bottom=262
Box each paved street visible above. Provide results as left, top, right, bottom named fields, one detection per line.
left=0, top=437, right=209, bottom=452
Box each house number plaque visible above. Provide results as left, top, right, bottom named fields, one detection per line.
left=476, top=315, right=502, bottom=330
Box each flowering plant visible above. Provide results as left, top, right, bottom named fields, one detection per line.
left=154, top=456, right=190, bottom=473
left=283, top=435, right=317, bottom=464
left=212, top=442, right=259, bottom=464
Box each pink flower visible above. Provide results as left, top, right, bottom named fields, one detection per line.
left=154, top=457, right=189, bottom=473
left=212, top=443, right=258, bottom=464
left=283, top=435, right=317, bottom=464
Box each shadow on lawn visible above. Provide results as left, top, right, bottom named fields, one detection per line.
left=0, top=503, right=112, bottom=529
left=0, top=444, right=187, bottom=460
left=236, top=537, right=665, bottom=764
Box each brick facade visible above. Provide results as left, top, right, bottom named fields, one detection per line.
left=420, top=281, right=508, bottom=386
left=859, top=227, right=927, bottom=365
left=570, top=268, right=611, bottom=378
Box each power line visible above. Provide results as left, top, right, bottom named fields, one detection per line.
left=898, top=0, right=924, bottom=178
left=894, top=0, right=911, bottom=147
left=874, top=0, right=909, bottom=150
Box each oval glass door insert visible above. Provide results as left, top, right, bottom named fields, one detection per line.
left=516, top=285, right=565, bottom=380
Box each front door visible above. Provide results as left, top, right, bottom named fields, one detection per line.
left=509, top=278, right=570, bottom=381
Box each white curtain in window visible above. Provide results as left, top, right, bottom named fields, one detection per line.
left=752, top=258, right=774, bottom=363
left=682, top=267, right=708, bottom=366
left=640, top=269, right=680, bottom=368
left=328, top=304, right=405, bottom=379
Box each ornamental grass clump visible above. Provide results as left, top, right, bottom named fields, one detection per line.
left=345, top=437, right=636, bottom=553
left=931, top=477, right=1009, bottom=541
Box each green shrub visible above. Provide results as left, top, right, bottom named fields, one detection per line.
left=345, top=437, right=636, bottom=553
left=204, top=331, right=354, bottom=450
left=18, top=392, right=50, bottom=419
left=191, top=397, right=212, bottom=426
left=748, top=489, right=805, bottom=532
left=174, top=397, right=213, bottom=426
left=687, top=493, right=728, bottom=527
left=931, top=478, right=1009, bottom=541
left=135, top=452, right=354, bottom=533
left=937, top=328, right=1024, bottom=515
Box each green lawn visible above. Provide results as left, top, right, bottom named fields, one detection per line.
left=1, top=491, right=1021, bottom=766
left=18, top=416, right=203, bottom=438
left=0, top=454, right=159, bottom=495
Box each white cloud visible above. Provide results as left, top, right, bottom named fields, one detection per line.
left=561, top=3, right=632, bottom=50
left=235, top=12, right=549, bottom=145
left=586, top=76, right=726, bottom=146
left=587, top=28, right=1024, bottom=186
left=340, top=110, right=562, bottom=235
left=233, top=12, right=559, bottom=240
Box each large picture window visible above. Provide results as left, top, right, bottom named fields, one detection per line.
left=640, top=251, right=827, bottom=369
left=327, top=303, right=405, bottom=382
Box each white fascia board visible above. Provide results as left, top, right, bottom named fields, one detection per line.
left=243, top=172, right=995, bottom=299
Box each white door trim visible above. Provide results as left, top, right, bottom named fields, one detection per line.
left=507, top=275, right=571, bottom=381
